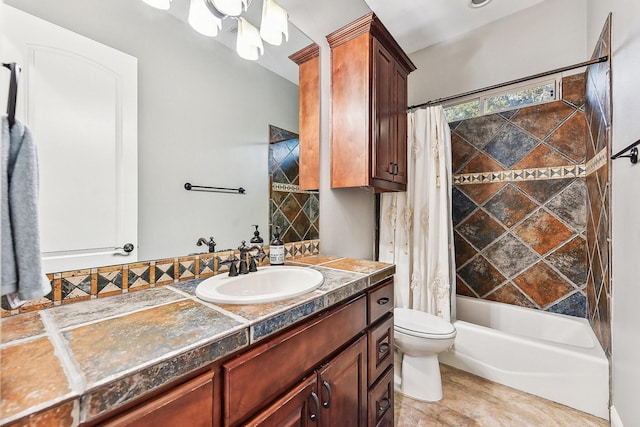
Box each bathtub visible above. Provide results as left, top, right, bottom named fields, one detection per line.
left=439, top=296, right=609, bottom=419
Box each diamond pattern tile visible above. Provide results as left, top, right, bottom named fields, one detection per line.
left=127, top=264, right=151, bottom=290
left=97, top=269, right=123, bottom=295
left=486, top=283, right=536, bottom=308
left=546, top=179, right=587, bottom=231
left=484, top=234, right=539, bottom=278
left=514, top=209, right=574, bottom=255
left=456, top=210, right=506, bottom=251
left=511, top=101, right=575, bottom=140
left=458, top=255, right=506, bottom=297
left=547, top=291, right=587, bottom=318
left=484, top=124, right=540, bottom=168
left=452, top=187, right=477, bottom=226
left=483, top=184, right=537, bottom=228
left=454, top=114, right=506, bottom=149
left=451, top=133, right=477, bottom=173
left=546, top=237, right=588, bottom=287
left=513, top=262, right=576, bottom=308
left=516, top=178, right=573, bottom=204
left=61, top=275, right=91, bottom=300
left=512, top=144, right=573, bottom=170
left=546, top=112, right=587, bottom=163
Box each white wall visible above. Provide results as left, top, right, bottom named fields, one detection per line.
left=4, top=0, right=299, bottom=261
left=407, top=0, right=588, bottom=106
left=587, top=1, right=640, bottom=425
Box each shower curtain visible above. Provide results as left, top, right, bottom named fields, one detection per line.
left=379, top=106, right=456, bottom=321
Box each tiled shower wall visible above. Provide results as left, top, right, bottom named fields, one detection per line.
left=269, top=125, right=320, bottom=243
left=585, top=17, right=612, bottom=355
left=452, top=74, right=590, bottom=317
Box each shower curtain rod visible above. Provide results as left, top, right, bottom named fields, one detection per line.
left=408, top=55, right=609, bottom=111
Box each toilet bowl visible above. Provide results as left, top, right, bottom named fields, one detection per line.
left=394, top=307, right=456, bottom=402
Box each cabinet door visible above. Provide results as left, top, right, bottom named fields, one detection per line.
left=245, top=376, right=319, bottom=427
left=393, top=63, right=409, bottom=185
left=101, top=371, right=214, bottom=427
left=317, top=336, right=367, bottom=427
left=372, top=38, right=396, bottom=184
left=368, top=367, right=394, bottom=427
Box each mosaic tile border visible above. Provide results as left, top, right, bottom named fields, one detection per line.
left=272, top=182, right=320, bottom=194
left=0, top=240, right=321, bottom=317
left=586, top=148, right=608, bottom=176
left=453, top=164, right=586, bottom=186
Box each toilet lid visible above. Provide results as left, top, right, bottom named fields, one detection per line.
left=394, top=307, right=455, bottom=336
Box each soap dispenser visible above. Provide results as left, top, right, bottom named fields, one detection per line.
left=269, top=226, right=285, bottom=266
left=250, top=225, right=264, bottom=246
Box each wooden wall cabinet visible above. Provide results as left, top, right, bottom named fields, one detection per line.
left=327, top=13, right=416, bottom=192
left=290, top=44, right=320, bottom=191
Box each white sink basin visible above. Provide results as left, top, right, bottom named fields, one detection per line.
left=195, top=266, right=324, bottom=304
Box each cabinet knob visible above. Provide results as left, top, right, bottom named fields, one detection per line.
left=378, top=397, right=391, bottom=413
left=309, top=392, right=320, bottom=422
left=378, top=343, right=390, bottom=355
left=377, top=297, right=390, bottom=305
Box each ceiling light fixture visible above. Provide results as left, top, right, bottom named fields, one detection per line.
left=142, top=0, right=288, bottom=61
left=468, top=0, right=493, bottom=8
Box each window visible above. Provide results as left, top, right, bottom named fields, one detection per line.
left=443, top=76, right=560, bottom=123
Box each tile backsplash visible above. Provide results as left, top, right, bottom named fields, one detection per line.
left=0, top=240, right=320, bottom=317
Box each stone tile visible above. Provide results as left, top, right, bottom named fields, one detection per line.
left=546, top=179, right=587, bottom=232
left=562, top=73, right=586, bottom=106
left=63, top=300, right=243, bottom=385
left=48, top=287, right=185, bottom=329
left=1, top=338, right=74, bottom=421
left=456, top=210, right=506, bottom=251
left=292, top=255, right=341, bottom=265
left=454, top=231, right=477, bottom=268
left=511, top=101, right=575, bottom=140
left=455, top=277, right=476, bottom=297
left=457, top=255, right=506, bottom=297
left=451, top=133, right=478, bottom=173
left=97, top=265, right=124, bottom=297
left=514, top=209, right=574, bottom=255
left=0, top=311, right=45, bottom=344
left=452, top=187, right=477, bottom=226
left=3, top=400, right=78, bottom=427
left=546, top=112, right=587, bottom=163
left=484, top=123, right=540, bottom=168
left=321, top=258, right=393, bottom=275
left=127, top=262, right=152, bottom=291
left=517, top=178, right=573, bottom=204
left=460, top=152, right=504, bottom=175
left=483, top=184, right=537, bottom=228
left=81, top=330, right=248, bottom=422
left=484, top=234, right=539, bottom=278
left=250, top=296, right=326, bottom=342
left=513, top=262, right=576, bottom=308
left=486, top=283, right=537, bottom=309
left=547, top=291, right=587, bottom=318
left=457, top=182, right=506, bottom=205
left=512, top=144, right=573, bottom=170
left=546, top=236, right=588, bottom=287
left=453, top=114, right=507, bottom=150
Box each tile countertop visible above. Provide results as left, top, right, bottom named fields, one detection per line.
left=0, top=256, right=394, bottom=426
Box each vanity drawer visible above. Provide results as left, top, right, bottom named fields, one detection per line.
left=367, top=313, right=393, bottom=386
left=367, top=278, right=394, bottom=325
left=368, top=366, right=394, bottom=427
left=223, top=295, right=367, bottom=427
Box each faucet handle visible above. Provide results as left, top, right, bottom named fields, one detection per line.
left=238, top=240, right=249, bottom=252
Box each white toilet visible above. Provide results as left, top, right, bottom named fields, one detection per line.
left=394, top=307, right=456, bottom=402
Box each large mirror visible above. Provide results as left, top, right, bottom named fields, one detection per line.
left=1, top=0, right=315, bottom=272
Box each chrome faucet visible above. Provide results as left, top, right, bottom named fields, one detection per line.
left=196, top=236, right=217, bottom=253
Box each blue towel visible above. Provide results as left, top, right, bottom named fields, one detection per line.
left=1, top=115, right=51, bottom=304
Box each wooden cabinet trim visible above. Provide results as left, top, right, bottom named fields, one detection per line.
left=367, top=314, right=394, bottom=387
left=289, top=43, right=319, bottom=64
left=367, top=366, right=394, bottom=427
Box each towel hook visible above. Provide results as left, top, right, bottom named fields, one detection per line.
left=2, top=62, right=21, bottom=130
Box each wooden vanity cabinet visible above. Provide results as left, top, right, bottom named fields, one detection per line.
left=97, top=278, right=395, bottom=427
left=327, top=13, right=416, bottom=192
left=290, top=43, right=320, bottom=191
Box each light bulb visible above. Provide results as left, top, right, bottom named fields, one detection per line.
left=260, top=0, right=288, bottom=46
left=188, top=0, right=222, bottom=37
left=236, top=17, right=264, bottom=61
left=142, top=0, right=172, bottom=10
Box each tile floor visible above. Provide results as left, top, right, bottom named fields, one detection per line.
left=395, top=364, right=609, bottom=426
